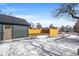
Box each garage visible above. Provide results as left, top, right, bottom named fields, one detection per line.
left=0, top=14, right=29, bottom=41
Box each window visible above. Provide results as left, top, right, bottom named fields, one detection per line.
left=5, top=25, right=11, bottom=29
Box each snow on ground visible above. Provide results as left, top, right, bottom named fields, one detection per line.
left=67, top=35, right=79, bottom=39
left=54, top=33, right=79, bottom=51
left=0, top=34, right=78, bottom=56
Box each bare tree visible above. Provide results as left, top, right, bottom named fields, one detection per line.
left=55, top=3, right=79, bottom=19
left=60, top=26, right=65, bottom=32
left=49, top=24, right=54, bottom=28
left=29, top=22, right=34, bottom=28
left=36, top=23, right=42, bottom=29
left=55, top=3, right=79, bottom=35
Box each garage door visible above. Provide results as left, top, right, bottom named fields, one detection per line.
left=13, top=25, right=27, bottom=39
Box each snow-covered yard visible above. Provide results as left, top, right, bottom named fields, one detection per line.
left=0, top=34, right=79, bottom=56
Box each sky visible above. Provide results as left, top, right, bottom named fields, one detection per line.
left=0, top=3, right=77, bottom=28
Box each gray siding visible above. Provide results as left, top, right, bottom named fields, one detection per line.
left=0, top=24, right=3, bottom=40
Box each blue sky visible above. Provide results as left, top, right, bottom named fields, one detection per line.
left=0, top=3, right=76, bottom=27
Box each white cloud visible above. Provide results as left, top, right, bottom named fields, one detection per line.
left=1, top=6, right=29, bottom=15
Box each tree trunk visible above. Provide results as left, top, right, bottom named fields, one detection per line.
left=77, top=48, right=79, bottom=55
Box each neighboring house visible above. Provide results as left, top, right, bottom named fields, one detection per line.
left=0, top=14, right=29, bottom=41
left=28, top=28, right=49, bottom=37
left=28, top=28, right=41, bottom=37
left=50, top=27, right=59, bottom=37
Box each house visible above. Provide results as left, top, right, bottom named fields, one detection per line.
left=50, top=27, right=59, bottom=37
left=0, top=14, right=29, bottom=41
left=28, top=28, right=41, bottom=37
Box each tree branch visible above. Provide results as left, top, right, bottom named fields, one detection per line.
left=69, top=12, right=79, bottom=19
